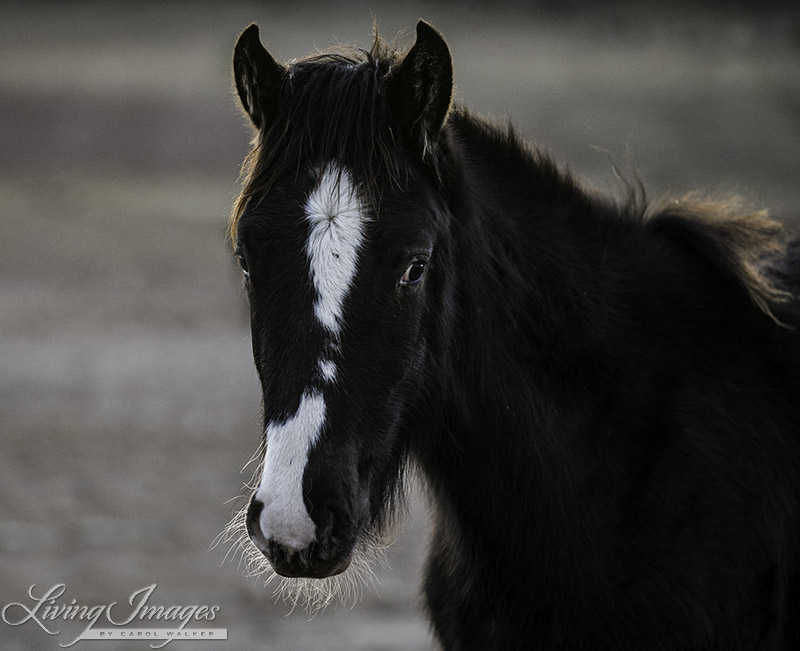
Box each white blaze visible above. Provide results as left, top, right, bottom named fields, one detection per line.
left=304, top=166, right=366, bottom=336
left=255, top=165, right=366, bottom=551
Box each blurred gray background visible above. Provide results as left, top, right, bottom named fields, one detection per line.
left=2, top=2, right=799, bottom=650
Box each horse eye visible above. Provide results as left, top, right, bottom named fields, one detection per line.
left=401, top=260, right=426, bottom=286
left=236, top=251, right=250, bottom=279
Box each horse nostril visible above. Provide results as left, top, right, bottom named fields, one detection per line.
left=245, top=497, right=267, bottom=550
left=316, top=502, right=346, bottom=544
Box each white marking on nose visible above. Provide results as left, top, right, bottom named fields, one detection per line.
left=255, top=391, right=326, bottom=551
left=304, top=166, right=366, bottom=336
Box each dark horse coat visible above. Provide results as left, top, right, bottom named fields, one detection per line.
left=230, top=20, right=800, bottom=650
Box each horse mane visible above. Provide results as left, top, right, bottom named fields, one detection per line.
left=443, top=110, right=793, bottom=325
left=647, top=194, right=792, bottom=325
left=229, top=34, right=407, bottom=243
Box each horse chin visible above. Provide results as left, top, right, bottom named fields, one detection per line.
left=270, top=552, right=352, bottom=579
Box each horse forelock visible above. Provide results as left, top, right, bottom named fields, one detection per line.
left=230, top=36, right=410, bottom=245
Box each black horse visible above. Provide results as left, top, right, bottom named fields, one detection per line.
left=229, top=21, right=800, bottom=650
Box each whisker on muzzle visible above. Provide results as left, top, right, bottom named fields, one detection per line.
left=211, top=443, right=401, bottom=614
left=213, top=500, right=393, bottom=614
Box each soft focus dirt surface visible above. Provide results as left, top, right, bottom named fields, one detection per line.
left=2, top=2, right=798, bottom=650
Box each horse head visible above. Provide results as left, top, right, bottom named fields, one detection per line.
left=231, top=21, right=454, bottom=581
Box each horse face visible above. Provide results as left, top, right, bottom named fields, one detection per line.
left=236, top=163, right=444, bottom=578
left=232, top=20, right=453, bottom=582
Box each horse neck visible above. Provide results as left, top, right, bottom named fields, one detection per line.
left=435, top=109, right=626, bottom=400
left=413, top=112, right=634, bottom=558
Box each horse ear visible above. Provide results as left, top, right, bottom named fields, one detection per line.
left=388, top=20, right=453, bottom=154
left=233, top=24, right=286, bottom=131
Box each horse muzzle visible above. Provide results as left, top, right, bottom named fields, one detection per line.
left=245, top=496, right=355, bottom=578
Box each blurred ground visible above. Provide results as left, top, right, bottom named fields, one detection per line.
left=1, top=2, right=799, bottom=650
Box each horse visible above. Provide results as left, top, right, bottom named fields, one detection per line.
left=227, top=20, right=800, bottom=650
